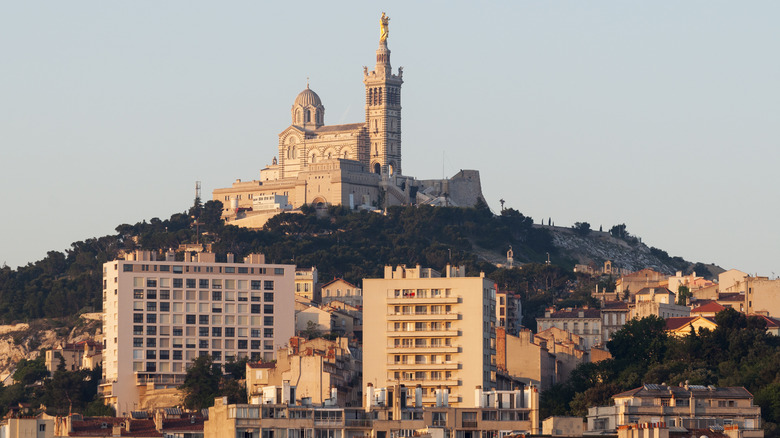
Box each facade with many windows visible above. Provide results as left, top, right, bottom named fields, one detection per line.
left=363, top=265, right=497, bottom=407
left=100, top=250, right=294, bottom=413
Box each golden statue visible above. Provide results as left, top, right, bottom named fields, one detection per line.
left=380, top=12, right=389, bottom=42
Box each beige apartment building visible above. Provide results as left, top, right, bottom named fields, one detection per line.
left=100, top=250, right=295, bottom=414
left=363, top=265, right=497, bottom=407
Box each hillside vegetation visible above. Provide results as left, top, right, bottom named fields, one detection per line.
left=0, top=201, right=706, bottom=325
left=542, top=310, right=780, bottom=438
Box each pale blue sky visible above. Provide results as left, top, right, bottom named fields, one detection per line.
left=2, top=2, right=778, bottom=276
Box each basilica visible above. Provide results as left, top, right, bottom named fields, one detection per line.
left=213, top=14, right=484, bottom=227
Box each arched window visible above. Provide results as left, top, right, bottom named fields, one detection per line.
left=373, top=163, right=381, bottom=174
left=305, top=110, right=311, bottom=123
left=310, top=154, right=317, bottom=163
left=295, top=109, right=301, bottom=124
left=378, top=88, right=382, bottom=105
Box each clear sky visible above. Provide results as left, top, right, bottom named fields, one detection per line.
left=2, top=2, right=778, bottom=276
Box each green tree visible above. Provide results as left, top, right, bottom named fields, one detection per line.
left=572, top=222, right=591, bottom=236
left=676, top=285, right=691, bottom=305
left=179, top=356, right=223, bottom=410
left=13, top=356, right=48, bottom=384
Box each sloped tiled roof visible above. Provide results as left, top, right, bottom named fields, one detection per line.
left=692, top=302, right=726, bottom=314
left=665, top=316, right=697, bottom=331
left=70, top=418, right=161, bottom=437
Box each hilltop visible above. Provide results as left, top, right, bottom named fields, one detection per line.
left=0, top=201, right=717, bottom=326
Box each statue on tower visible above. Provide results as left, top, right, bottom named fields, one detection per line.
left=380, top=12, right=390, bottom=42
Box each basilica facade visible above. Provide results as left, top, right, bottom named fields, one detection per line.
left=213, top=15, right=483, bottom=227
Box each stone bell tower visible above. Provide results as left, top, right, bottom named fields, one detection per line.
left=364, top=12, right=403, bottom=176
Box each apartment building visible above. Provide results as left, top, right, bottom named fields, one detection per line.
left=496, top=289, right=522, bottom=336
left=536, top=308, right=602, bottom=349
left=100, top=250, right=294, bottom=414
left=587, top=383, right=763, bottom=438
left=363, top=265, right=497, bottom=407
left=206, top=384, right=539, bottom=438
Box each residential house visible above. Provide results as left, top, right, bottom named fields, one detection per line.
left=45, top=340, right=102, bottom=374
left=665, top=316, right=718, bottom=337
left=321, top=279, right=362, bottom=307
left=631, top=288, right=691, bottom=320
left=616, top=269, right=667, bottom=299
left=537, top=307, right=601, bottom=349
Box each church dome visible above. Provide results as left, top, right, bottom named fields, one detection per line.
left=294, top=86, right=322, bottom=107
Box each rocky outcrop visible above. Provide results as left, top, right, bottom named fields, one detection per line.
left=0, top=316, right=102, bottom=381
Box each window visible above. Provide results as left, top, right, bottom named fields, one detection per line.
left=160, top=290, right=170, bottom=300
left=133, top=325, right=143, bottom=335
left=199, top=327, right=209, bottom=337
left=186, top=315, right=196, bottom=324
left=238, top=340, right=248, bottom=349
left=212, top=327, right=222, bottom=337
left=199, top=279, right=209, bottom=288
left=251, top=329, right=261, bottom=338
left=123, top=264, right=133, bottom=272
left=134, top=289, right=144, bottom=299
left=251, top=304, right=261, bottom=314
left=147, top=279, right=157, bottom=287
left=133, top=313, right=143, bottom=323
left=146, top=314, right=156, bottom=323
left=264, top=292, right=274, bottom=302
left=264, top=281, right=274, bottom=290
left=146, top=302, right=156, bottom=311
left=199, top=340, right=208, bottom=348
left=264, top=304, right=274, bottom=314
left=146, top=350, right=156, bottom=359
left=173, top=350, right=182, bottom=360
left=146, top=326, right=157, bottom=335
left=186, top=279, right=196, bottom=288
left=199, top=315, right=209, bottom=324
left=147, top=290, right=157, bottom=299
left=225, top=327, right=235, bottom=337
left=251, top=280, right=262, bottom=290
left=160, top=302, right=170, bottom=312
left=146, top=338, right=156, bottom=347
left=173, top=278, right=183, bottom=288
left=133, top=338, right=143, bottom=347
left=264, top=328, right=273, bottom=338
left=274, top=268, right=284, bottom=275
left=264, top=316, right=273, bottom=326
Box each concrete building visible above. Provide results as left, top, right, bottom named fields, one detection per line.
left=630, top=288, right=691, bottom=320
left=100, top=250, right=295, bottom=414
left=295, top=267, right=320, bottom=303
left=495, top=327, right=587, bottom=390
left=600, top=301, right=629, bottom=341
left=496, top=289, right=522, bottom=336
left=587, top=384, right=763, bottom=438
left=246, top=336, right=361, bottom=406
left=363, top=265, right=497, bottom=407
left=0, top=418, right=53, bottom=438
left=321, top=279, right=363, bottom=307
left=543, top=416, right=584, bottom=436
left=212, top=14, right=484, bottom=227
left=45, top=340, right=102, bottom=374
left=616, top=269, right=667, bottom=299
left=536, top=308, right=602, bottom=349
left=205, top=383, right=539, bottom=438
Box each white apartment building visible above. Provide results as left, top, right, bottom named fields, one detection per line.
left=363, top=265, right=497, bottom=407
left=100, top=250, right=294, bottom=414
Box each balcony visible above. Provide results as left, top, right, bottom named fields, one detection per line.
left=387, top=297, right=459, bottom=305
left=388, top=346, right=459, bottom=354
left=388, top=312, right=459, bottom=321
left=387, top=362, right=460, bottom=371
left=387, top=330, right=459, bottom=337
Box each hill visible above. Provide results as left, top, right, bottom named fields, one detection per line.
left=0, top=202, right=715, bottom=325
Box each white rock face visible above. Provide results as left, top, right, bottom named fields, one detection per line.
left=0, top=317, right=102, bottom=382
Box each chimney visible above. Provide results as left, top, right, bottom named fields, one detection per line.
left=227, top=253, right=235, bottom=263
left=365, top=383, right=374, bottom=412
